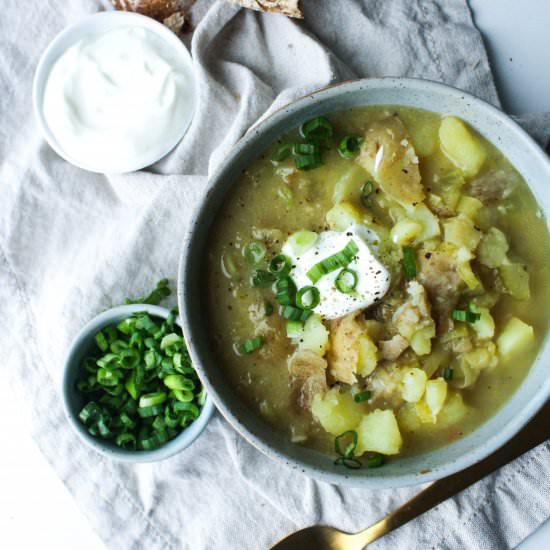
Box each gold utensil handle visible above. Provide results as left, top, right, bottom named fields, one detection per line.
left=351, top=399, right=550, bottom=548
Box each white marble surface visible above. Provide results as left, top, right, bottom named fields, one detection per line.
left=3, top=2, right=550, bottom=549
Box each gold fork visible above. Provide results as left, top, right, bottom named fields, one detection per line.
left=271, top=400, right=550, bottom=550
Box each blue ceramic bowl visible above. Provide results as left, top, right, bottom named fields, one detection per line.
left=61, top=304, right=215, bottom=462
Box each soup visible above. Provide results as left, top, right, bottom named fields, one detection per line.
left=204, top=106, right=550, bottom=468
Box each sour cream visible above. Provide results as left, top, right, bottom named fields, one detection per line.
left=42, top=27, right=194, bottom=172
left=282, top=225, right=390, bottom=320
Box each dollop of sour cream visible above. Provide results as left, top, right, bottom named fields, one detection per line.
left=43, top=27, right=193, bottom=172
left=282, top=225, right=390, bottom=320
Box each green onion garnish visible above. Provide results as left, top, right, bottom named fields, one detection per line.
left=274, top=276, right=297, bottom=306
left=296, top=286, right=320, bottom=310
left=286, top=320, right=303, bottom=338
left=76, top=287, right=205, bottom=452
left=251, top=269, right=276, bottom=288
left=366, top=453, right=385, bottom=468
left=243, top=242, right=266, bottom=266
left=334, top=456, right=362, bottom=469
left=264, top=302, right=274, bottom=316
left=124, top=278, right=170, bottom=306
left=338, top=135, right=363, bottom=159
left=307, top=240, right=359, bottom=283
left=293, top=143, right=320, bottom=156
left=269, top=254, right=292, bottom=277
left=271, top=144, right=292, bottom=162
left=451, top=309, right=481, bottom=323
left=354, top=390, right=372, bottom=403
left=281, top=305, right=312, bottom=322
left=335, top=268, right=358, bottom=294
left=361, top=181, right=375, bottom=207
left=300, top=116, right=333, bottom=141
left=294, top=153, right=322, bottom=171
left=443, top=368, right=454, bottom=381
left=241, top=336, right=263, bottom=354
left=334, top=430, right=358, bottom=458
left=402, top=246, right=417, bottom=279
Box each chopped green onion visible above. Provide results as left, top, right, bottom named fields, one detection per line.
left=443, top=368, right=454, bottom=381
left=307, top=240, right=359, bottom=283
left=334, top=430, right=358, bottom=458
left=264, top=302, right=274, bottom=316
left=366, top=453, right=385, bottom=468
left=76, top=300, right=205, bottom=453
left=269, top=254, right=292, bottom=277
left=97, top=367, right=122, bottom=387
left=95, top=331, right=109, bottom=352
left=293, top=143, right=320, bottom=156
left=116, top=433, right=137, bottom=450
left=118, top=348, right=141, bottom=369
left=78, top=402, right=102, bottom=425
left=243, top=242, right=266, bottom=266
left=334, top=456, right=362, bottom=469
left=163, top=374, right=190, bottom=391
left=294, top=153, right=322, bottom=171
left=137, top=404, right=164, bottom=418
left=139, top=430, right=169, bottom=450
left=361, top=181, right=375, bottom=208
left=241, top=336, right=263, bottom=354
left=338, top=135, right=362, bottom=159
left=281, top=305, right=312, bottom=322
left=452, top=309, right=481, bottom=323
left=286, top=231, right=318, bottom=256
left=124, top=279, right=170, bottom=306
left=354, top=390, right=372, bottom=403
left=296, top=286, right=320, bottom=310
left=300, top=116, right=333, bottom=141
left=173, top=389, right=194, bottom=402
left=274, top=276, right=297, bottom=306
left=286, top=320, right=303, bottom=338
left=402, top=246, right=417, bottom=279
left=251, top=269, right=276, bottom=288
left=139, top=392, right=167, bottom=408
left=335, top=268, right=358, bottom=294
left=272, top=144, right=292, bottom=162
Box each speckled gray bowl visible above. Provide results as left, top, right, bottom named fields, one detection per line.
left=178, top=77, right=550, bottom=487
left=62, top=304, right=215, bottom=462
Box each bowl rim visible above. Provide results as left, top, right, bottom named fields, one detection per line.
left=178, top=76, right=550, bottom=487
left=61, top=303, right=215, bottom=463
left=32, top=10, right=197, bottom=174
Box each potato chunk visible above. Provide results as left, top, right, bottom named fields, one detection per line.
left=293, top=314, right=330, bottom=356
left=311, top=388, right=362, bottom=435
left=499, top=263, right=530, bottom=301
left=356, top=334, right=378, bottom=377
left=426, top=378, right=448, bottom=415
left=401, top=367, right=428, bottom=403
left=326, top=202, right=362, bottom=231
left=443, top=215, right=481, bottom=251
left=439, top=116, right=486, bottom=177
left=477, top=227, right=509, bottom=268
left=470, top=306, right=495, bottom=339
left=497, top=317, right=535, bottom=359
left=390, top=219, right=423, bottom=246
left=392, top=281, right=436, bottom=355
left=355, top=409, right=403, bottom=456
left=356, top=116, right=424, bottom=208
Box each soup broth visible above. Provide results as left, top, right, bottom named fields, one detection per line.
left=205, top=106, right=550, bottom=465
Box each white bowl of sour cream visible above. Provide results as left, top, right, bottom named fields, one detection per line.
left=33, top=11, right=196, bottom=174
